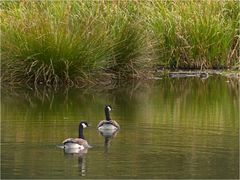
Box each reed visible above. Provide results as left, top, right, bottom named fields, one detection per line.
left=1, top=1, right=239, bottom=86
left=148, top=0, right=239, bottom=69
left=1, top=1, right=112, bottom=85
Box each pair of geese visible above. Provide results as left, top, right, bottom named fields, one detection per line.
left=62, top=105, right=119, bottom=151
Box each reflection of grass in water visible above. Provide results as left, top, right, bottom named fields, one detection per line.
left=2, top=77, right=238, bottom=131
left=1, top=1, right=239, bottom=87
left=149, top=77, right=239, bottom=132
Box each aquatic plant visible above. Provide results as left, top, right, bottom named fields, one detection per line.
left=148, top=0, right=239, bottom=69
left=1, top=1, right=111, bottom=86
left=1, top=1, right=239, bottom=87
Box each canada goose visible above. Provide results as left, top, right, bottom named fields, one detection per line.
left=62, top=121, right=91, bottom=151
left=97, top=105, right=120, bottom=131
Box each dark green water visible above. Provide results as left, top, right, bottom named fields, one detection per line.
left=1, top=76, right=239, bottom=179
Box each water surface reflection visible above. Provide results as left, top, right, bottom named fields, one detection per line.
left=1, top=76, right=239, bottom=179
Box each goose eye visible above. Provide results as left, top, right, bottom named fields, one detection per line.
left=82, top=123, right=87, bottom=128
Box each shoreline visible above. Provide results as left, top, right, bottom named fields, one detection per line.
left=153, top=69, right=240, bottom=79
left=2, top=69, right=239, bottom=90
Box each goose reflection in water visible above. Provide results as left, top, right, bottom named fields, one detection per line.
left=99, top=128, right=119, bottom=153
left=63, top=148, right=88, bottom=177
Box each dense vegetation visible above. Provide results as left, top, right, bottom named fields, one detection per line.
left=1, top=1, right=239, bottom=86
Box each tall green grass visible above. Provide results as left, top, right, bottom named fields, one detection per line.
left=148, top=1, right=239, bottom=69
left=1, top=1, right=111, bottom=85
left=1, top=1, right=239, bottom=86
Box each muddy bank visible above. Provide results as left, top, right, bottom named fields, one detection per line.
left=153, top=69, right=240, bottom=80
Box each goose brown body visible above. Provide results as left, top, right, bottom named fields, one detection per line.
left=62, top=138, right=90, bottom=148
left=97, top=120, right=120, bottom=129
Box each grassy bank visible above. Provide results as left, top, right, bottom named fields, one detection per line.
left=1, top=1, right=239, bottom=86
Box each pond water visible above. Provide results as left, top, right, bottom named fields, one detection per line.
left=1, top=76, right=239, bottom=179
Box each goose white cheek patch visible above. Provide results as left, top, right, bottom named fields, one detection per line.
left=82, top=123, right=87, bottom=128
left=107, top=106, right=112, bottom=111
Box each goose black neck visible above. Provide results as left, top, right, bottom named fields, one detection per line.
left=79, top=125, right=85, bottom=139
left=105, top=108, right=111, bottom=121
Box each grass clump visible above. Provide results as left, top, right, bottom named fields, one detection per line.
left=148, top=1, right=239, bottom=69
left=1, top=1, right=112, bottom=86
left=1, top=1, right=239, bottom=87
left=105, top=1, right=152, bottom=79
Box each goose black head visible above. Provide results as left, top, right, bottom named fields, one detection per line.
left=79, top=121, right=89, bottom=129
left=104, top=105, right=112, bottom=121
left=78, top=121, right=89, bottom=139
left=105, top=105, right=112, bottom=112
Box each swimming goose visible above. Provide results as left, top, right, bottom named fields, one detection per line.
left=97, top=105, right=120, bottom=131
left=62, top=121, right=91, bottom=150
